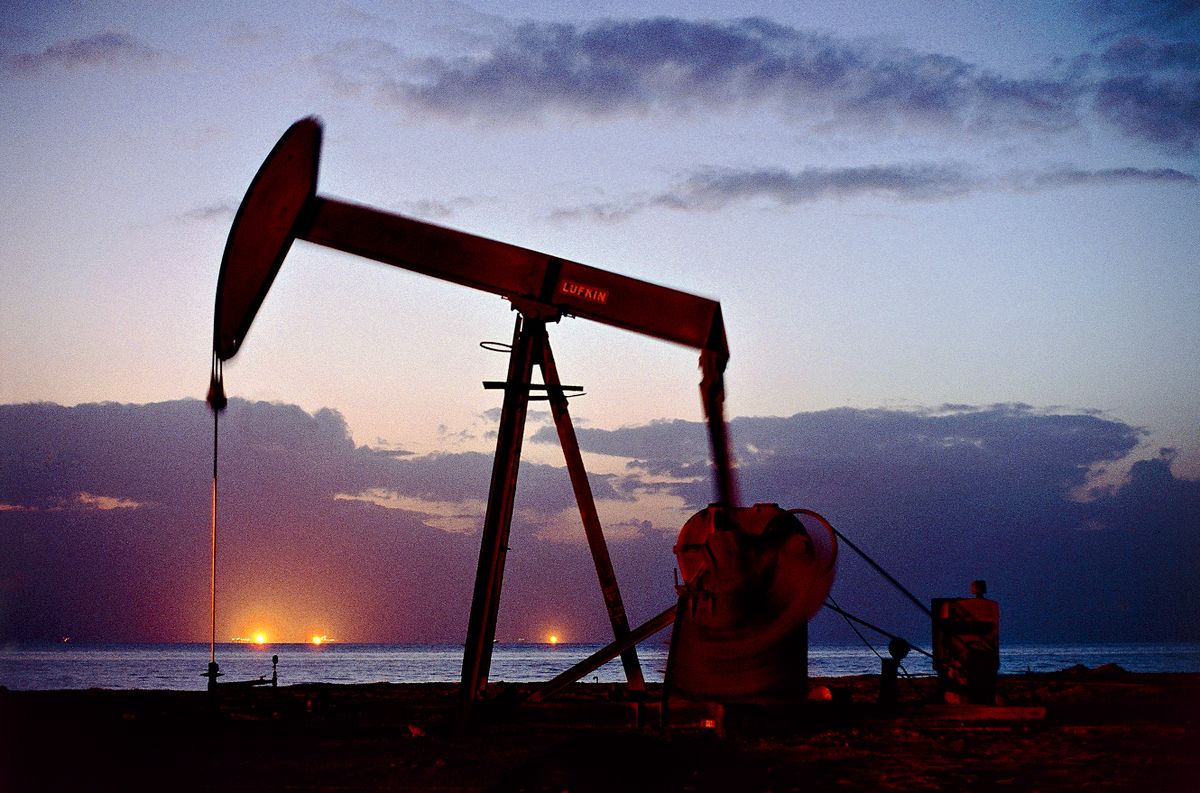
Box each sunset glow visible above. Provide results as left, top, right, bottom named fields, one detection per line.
left=1, top=0, right=1197, bottom=659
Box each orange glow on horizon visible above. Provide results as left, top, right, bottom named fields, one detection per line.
left=547, top=633, right=560, bottom=645
left=229, top=606, right=336, bottom=643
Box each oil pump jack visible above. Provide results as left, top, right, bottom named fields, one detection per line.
left=210, top=118, right=837, bottom=717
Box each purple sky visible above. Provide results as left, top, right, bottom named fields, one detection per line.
left=1, top=1, right=1197, bottom=645
left=3, top=399, right=1196, bottom=644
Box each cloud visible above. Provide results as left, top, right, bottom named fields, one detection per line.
left=178, top=201, right=238, bottom=224
left=657, top=163, right=974, bottom=208
left=561, top=163, right=975, bottom=220
left=1007, top=165, right=1198, bottom=189
left=397, top=195, right=481, bottom=220
left=3, top=31, right=166, bottom=75
left=1101, top=35, right=1200, bottom=71
left=1094, top=73, right=1200, bottom=152
left=0, top=399, right=631, bottom=642
left=334, top=489, right=487, bottom=533
left=315, top=14, right=1200, bottom=155
left=552, top=162, right=1196, bottom=219
left=357, top=17, right=1082, bottom=136
left=543, top=404, right=1146, bottom=504
left=74, top=492, right=143, bottom=511
left=536, top=404, right=1200, bottom=643
left=1091, top=32, right=1200, bottom=152
left=2, top=400, right=1196, bottom=645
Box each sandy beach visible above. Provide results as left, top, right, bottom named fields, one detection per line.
left=2, top=668, right=1197, bottom=792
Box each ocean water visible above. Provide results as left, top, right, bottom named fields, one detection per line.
left=2, top=641, right=1198, bottom=691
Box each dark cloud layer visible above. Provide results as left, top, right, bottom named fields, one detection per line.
left=0, top=400, right=621, bottom=643
left=326, top=15, right=1199, bottom=154
left=369, top=17, right=1084, bottom=136
left=2, top=400, right=1197, bottom=647
left=536, top=405, right=1199, bottom=642
left=313, top=13, right=1200, bottom=220
left=1094, top=72, right=1200, bottom=152
left=1084, top=0, right=1200, bottom=155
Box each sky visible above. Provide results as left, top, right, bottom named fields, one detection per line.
left=1, top=1, right=1198, bottom=648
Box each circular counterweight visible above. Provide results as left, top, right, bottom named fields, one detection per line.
left=667, top=503, right=837, bottom=700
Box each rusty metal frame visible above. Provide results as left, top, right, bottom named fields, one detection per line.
left=540, top=331, right=645, bottom=692
left=460, top=316, right=648, bottom=711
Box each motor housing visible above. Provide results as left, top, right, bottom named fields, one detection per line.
left=932, top=580, right=1000, bottom=704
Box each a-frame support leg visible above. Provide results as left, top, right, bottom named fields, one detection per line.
left=540, top=334, right=646, bottom=691
left=460, top=315, right=540, bottom=711
left=460, top=316, right=647, bottom=714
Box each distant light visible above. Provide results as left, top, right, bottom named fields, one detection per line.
left=548, top=634, right=559, bottom=645
left=254, top=632, right=266, bottom=645
left=311, top=635, right=324, bottom=645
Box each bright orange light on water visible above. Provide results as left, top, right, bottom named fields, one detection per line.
left=548, top=633, right=560, bottom=645
left=254, top=632, right=266, bottom=645
left=311, top=635, right=324, bottom=645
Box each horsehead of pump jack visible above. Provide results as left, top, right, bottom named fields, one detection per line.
left=208, top=117, right=837, bottom=714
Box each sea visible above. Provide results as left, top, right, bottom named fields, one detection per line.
left=2, top=641, right=1199, bottom=691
